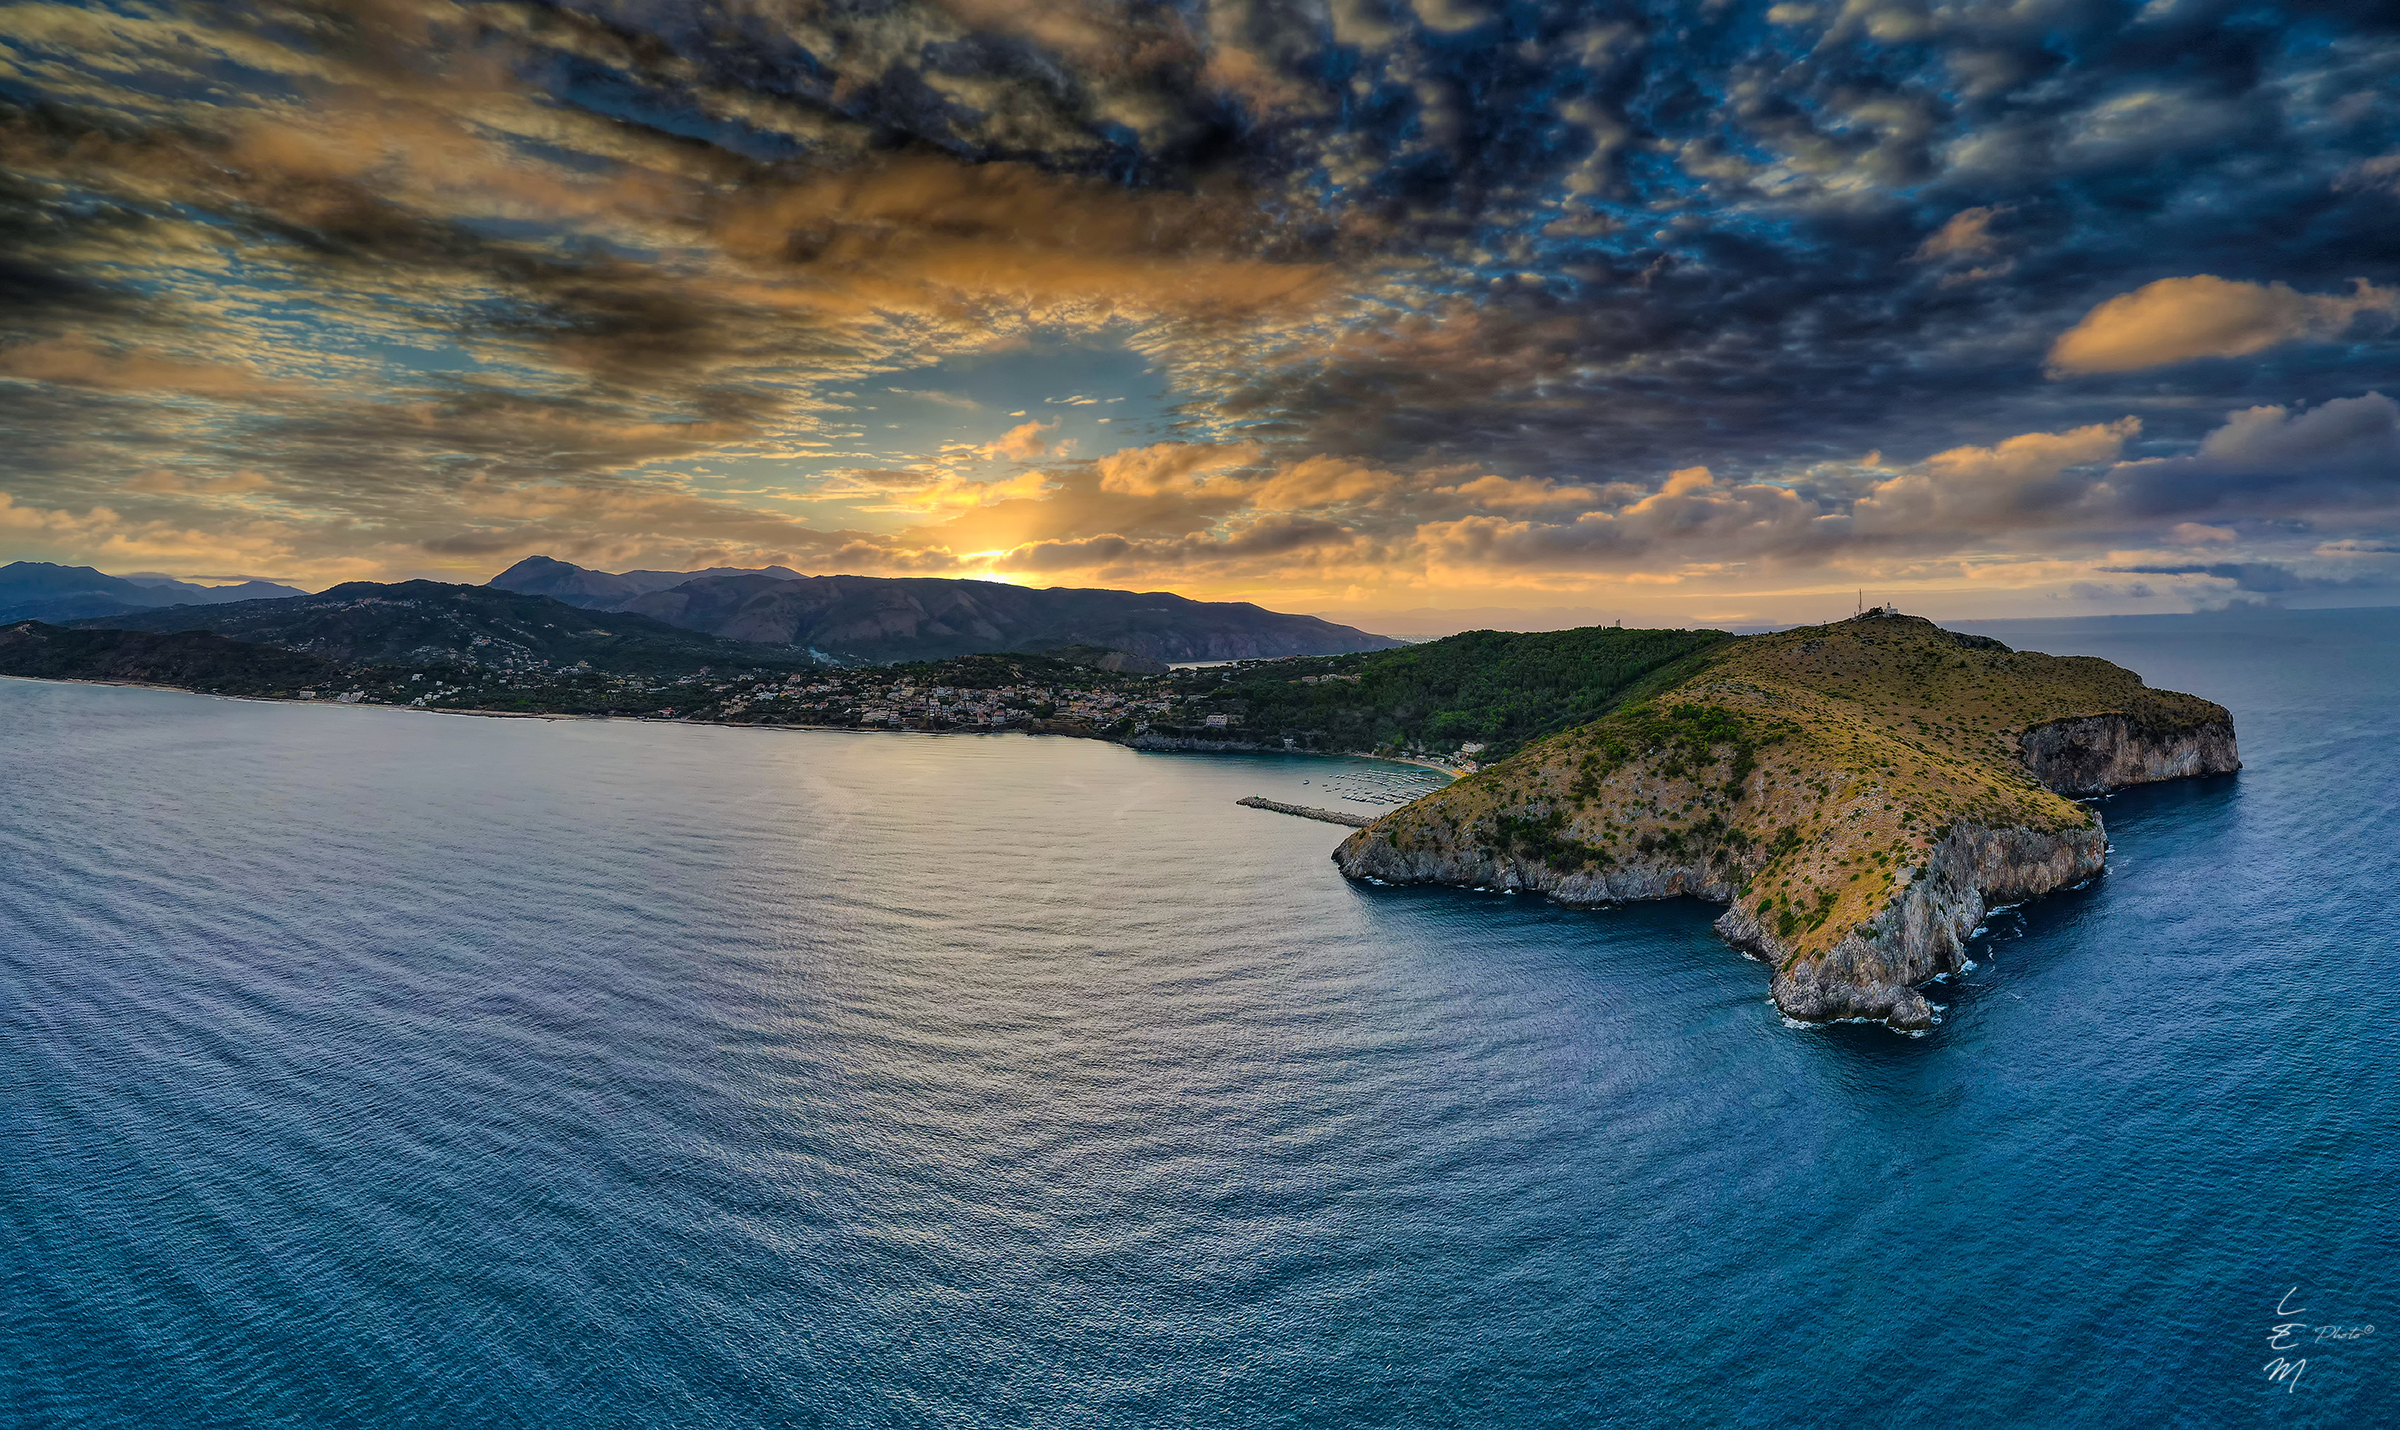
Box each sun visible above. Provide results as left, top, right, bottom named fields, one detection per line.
left=961, top=554, right=1032, bottom=586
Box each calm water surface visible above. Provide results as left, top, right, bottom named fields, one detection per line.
left=4, top=607, right=2396, bottom=1427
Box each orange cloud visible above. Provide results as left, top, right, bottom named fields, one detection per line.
left=1249, top=455, right=1398, bottom=509
left=1856, top=420, right=2139, bottom=531
left=0, top=338, right=306, bottom=402
left=2049, top=276, right=2400, bottom=374
left=1094, top=440, right=1266, bottom=496
left=122, top=469, right=277, bottom=496
left=979, top=420, right=1058, bottom=461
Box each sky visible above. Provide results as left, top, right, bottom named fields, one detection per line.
left=2, top=0, right=2397, bottom=631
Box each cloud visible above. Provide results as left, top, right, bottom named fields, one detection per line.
left=888, top=388, right=980, bottom=410
left=2068, top=581, right=2155, bottom=601
left=0, top=339, right=307, bottom=402
left=4, top=0, right=2400, bottom=621
left=2107, top=394, right=2400, bottom=517
left=2101, top=562, right=2309, bottom=592
left=2334, top=152, right=2400, bottom=196
left=2048, top=277, right=2400, bottom=375
left=979, top=420, right=1058, bottom=462
left=1000, top=514, right=1367, bottom=576
left=1913, top=207, right=2004, bottom=262
left=2098, top=559, right=2399, bottom=599
left=1433, top=474, right=1607, bottom=513
left=1094, top=441, right=1264, bottom=498
left=1855, top=421, right=2140, bottom=534
left=121, top=468, right=276, bottom=497
left=1250, top=455, right=1401, bottom=510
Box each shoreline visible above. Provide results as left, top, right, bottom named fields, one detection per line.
left=0, top=673, right=1461, bottom=776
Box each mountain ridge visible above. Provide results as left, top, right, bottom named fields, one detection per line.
left=0, top=561, right=308, bottom=625
left=64, top=579, right=821, bottom=676
left=487, top=556, right=1402, bottom=664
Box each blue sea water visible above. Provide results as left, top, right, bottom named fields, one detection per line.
left=3, top=606, right=2396, bottom=1428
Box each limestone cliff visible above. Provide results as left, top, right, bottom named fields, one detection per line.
left=2017, top=713, right=2241, bottom=796
left=1332, top=612, right=2238, bottom=1030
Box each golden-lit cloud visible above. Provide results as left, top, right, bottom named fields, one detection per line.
left=978, top=421, right=1059, bottom=462
left=1094, top=441, right=1266, bottom=497
left=1854, top=421, right=2140, bottom=532
left=0, top=339, right=309, bottom=403
left=2048, top=277, right=2400, bottom=375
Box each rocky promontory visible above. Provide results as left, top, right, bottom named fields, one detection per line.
left=1333, top=612, right=2238, bottom=1030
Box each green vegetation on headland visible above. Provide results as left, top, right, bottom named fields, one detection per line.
left=0, top=624, right=344, bottom=694
left=1148, top=625, right=1731, bottom=761
left=1333, top=610, right=2239, bottom=1030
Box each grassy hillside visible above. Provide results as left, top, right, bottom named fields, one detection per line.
left=0, top=622, right=343, bottom=694
left=1162, top=625, right=1735, bottom=760
left=1350, top=612, right=2229, bottom=962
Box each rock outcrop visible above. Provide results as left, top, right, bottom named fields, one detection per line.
left=1331, top=612, right=2239, bottom=1031
left=1716, top=822, right=2107, bottom=1030
left=1334, top=833, right=1736, bottom=904
left=2018, top=713, right=2241, bottom=795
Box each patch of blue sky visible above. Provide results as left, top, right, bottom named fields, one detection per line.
left=549, top=68, right=808, bottom=163
left=868, top=333, right=1173, bottom=438
left=670, top=334, right=1177, bottom=520
left=350, top=340, right=486, bottom=376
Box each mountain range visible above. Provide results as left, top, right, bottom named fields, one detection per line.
left=488, top=556, right=1402, bottom=663
left=12, top=555, right=1400, bottom=668
left=66, top=580, right=820, bottom=676
left=0, top=562, right=308, bottom=625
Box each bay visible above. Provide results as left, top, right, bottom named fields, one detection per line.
left=4, top=606, right=2396, bottom=1426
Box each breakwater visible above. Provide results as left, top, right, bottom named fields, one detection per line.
left=1236, top=796, right=1374, bottom=827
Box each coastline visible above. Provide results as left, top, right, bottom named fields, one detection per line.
left=0, top=673, right=1461, bottom=778
left=1324, top=613, right=2242, bottom=1030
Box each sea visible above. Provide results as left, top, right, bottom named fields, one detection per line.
left=3, top=605, right=2394, bottom=1428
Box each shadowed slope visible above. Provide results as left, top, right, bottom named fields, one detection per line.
left=68, top=581, right=818, bottom=677
left=490, top=558, right=1402, bottom=663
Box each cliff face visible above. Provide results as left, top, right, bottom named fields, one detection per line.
left=2018, top=714, right=2240, bottom=795
left=1331, top=613, right=2239, bottom=1031
left=1714, top=822, right=2107, bottom=1029
left=1335, top=832, right=1737, bottom=905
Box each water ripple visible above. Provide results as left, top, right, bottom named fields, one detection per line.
left=5, top=611, right=2398, bottom=1427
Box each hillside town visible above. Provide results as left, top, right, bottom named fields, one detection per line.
left=363, top=651, right=1194, bottom=736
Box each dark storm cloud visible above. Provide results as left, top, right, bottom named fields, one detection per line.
left=2102, top=562, right=2331, bottom=593
left=0, top=0, right=2397, bottom=595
